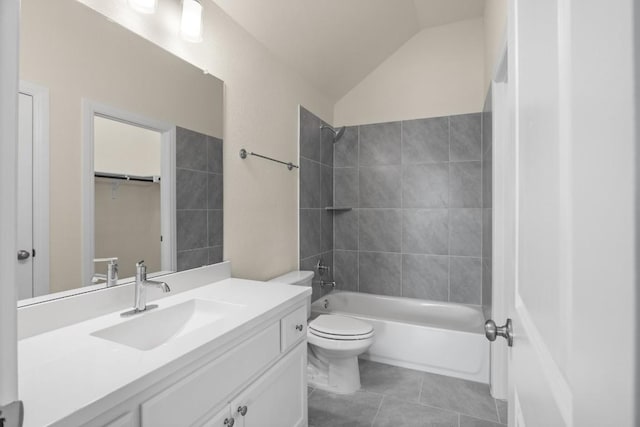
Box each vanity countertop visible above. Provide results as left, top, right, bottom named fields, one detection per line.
left=18, top=278, right=310, bottom=427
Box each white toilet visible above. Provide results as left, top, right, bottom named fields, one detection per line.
left=269, top=270, right=374, bottom=394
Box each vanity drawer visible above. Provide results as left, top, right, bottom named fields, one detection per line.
left=280, top=306, right=307, bottom=353
left=140, top=322, right=280, bottom=427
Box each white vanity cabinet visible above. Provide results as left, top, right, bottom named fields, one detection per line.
left=97, top=304, right=308, bottom=427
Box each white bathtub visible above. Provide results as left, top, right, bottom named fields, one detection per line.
left=310, top=291, right=490, bottom=383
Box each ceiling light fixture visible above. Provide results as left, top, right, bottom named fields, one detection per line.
left=181, top=0, right=203, bottom=43
left=128, top=0, right=157, bottom=14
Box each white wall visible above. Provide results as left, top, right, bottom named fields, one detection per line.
left=334, top=18, right=484, bottom=126
left=483, top=0, right=508, bottom=90
left=78, top=0, right=334, bottom=281
left=94, top=117, right=161, bottom=177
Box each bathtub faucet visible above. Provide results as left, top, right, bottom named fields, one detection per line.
left=320, top=280, right=336, bottom=290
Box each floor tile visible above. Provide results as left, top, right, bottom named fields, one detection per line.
left=308, top=389, right=382, bottom=427
left=460, top=414, right=504, bottom=427
left=420, top=372, right=499, bottom=422
left=372, top=396, right=458, bottom=427
left=359, top=359, right=423, bottom=402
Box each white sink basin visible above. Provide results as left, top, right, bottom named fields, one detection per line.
left=91, top=299, right=245, bottom=350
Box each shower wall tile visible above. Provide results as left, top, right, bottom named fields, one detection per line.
left=334, top=126, right=358, bottom=167
left=334, top=168, right=359, bottom=207
left=450, top=257, right=482, bottom=305
left=402, top=163, right=449, bottom=208
left=482, top=258, right=492, bottom=314
left=207, top=173, right=223, bottom=210
left=177, top=248, right=208, bottom=271
left=320, top=121, right=335, bottom=167
left=300, top=106, right=321, bottom=162
left=358, top=251, right=402, bottom=296
left=176, top=169, right=207, bottom=210
left=334, top=210, right=359, bottom=250
left=177, top=210, right=207, bottom=252
left=334, top=250, right=358, bottom=292
left=402, top=117, right=449, bottom=164
left=321, top=164, right=334, bottom=208
left=299, top=209, right=322, bottom=259
left=402, top=254, right=449, bottom=301
left=209, top=246, right=223, bottom=265
left=208, top=209, right=223, bottom=247
left=450, top=209, right=482, bottom=256
left=207, top=136, right=223, bottom=174
left=482, top=208, right=492, bottom=259
left=359, top=209, right=402, bottom=253
left=359, top=166, right=402, bottom=208
left=321, top=210, right=334, bottom=253
left=300, top=157, right=321, bottom=208
left=450, top=161, right=482, bottom=208
left=176, top=127, right=223, bottom=271
left=359, top=122, right=401, bottom=166
left=450, top=113, right=482, bottom=161
left=308, top=110, right=486, bottom=305
left=403, top=209, right=449, bottom=255
left=176, top=126, right=208, bottom=171
left=299, top=107, right=335, bottom=299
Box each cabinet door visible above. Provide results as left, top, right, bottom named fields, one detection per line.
left=231, top=342, right=307, bottom=427
left=200, top=406, right=234, bottom=427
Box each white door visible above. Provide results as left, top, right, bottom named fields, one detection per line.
left=17, top=92, right=34, bottom=300
left=493, top=1, right=638, bottom=426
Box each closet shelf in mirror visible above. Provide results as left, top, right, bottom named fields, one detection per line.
left=95, top=172, right=160, bottom=183
left=324, top=207, right=353, bottom=212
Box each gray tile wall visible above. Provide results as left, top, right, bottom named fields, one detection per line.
left=299, top=107, right=334, bottom=301
left=176, top=126, right=223, bottom=271
left=482, top=89, right=493, bottom=317
left=333, top=113, right=487, bottom=306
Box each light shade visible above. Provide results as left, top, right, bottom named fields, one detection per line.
left=181, top=0, right=203, bottom=43
left=128, top=0, right=157, bottom=14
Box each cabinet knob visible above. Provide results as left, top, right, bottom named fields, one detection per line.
left=295, top=324, right=304, bottom=331
left=224, top=418, right=235, bottom=426
left=237, top=405, right=248, bottom=416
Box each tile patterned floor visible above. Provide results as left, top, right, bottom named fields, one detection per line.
left=308, top=360, right=507, bottom=427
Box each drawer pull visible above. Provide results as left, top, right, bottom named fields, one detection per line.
left=237, top=405, right=248, bottom=416
left=295, top=324, right=304, bottom=331
left=224, top=418, right=235, bottom=426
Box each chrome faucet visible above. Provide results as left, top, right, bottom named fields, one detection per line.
left=316, top=258, right=330, bottom=276
left=92, top=257, right=119, bottom=287
left=122, top=260, right=170, bottom=316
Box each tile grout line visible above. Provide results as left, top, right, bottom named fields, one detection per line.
left=371, top=395, right=385, bottom=427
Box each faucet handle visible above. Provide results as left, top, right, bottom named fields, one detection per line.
left=136, top=260, right=145, bottom=267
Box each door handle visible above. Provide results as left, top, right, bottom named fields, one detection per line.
left=17, top=250, right=31, bottom=261
left=485, top=318, right=514, bottom=347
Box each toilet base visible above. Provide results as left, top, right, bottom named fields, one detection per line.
left=307, top=345, right=362, bottom=394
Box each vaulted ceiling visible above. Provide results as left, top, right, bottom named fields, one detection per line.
left=211, top=0, right=485, bottom=102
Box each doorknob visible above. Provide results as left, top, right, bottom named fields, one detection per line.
left=17, top=250, right=31, bottom=261
left=485, top=318, right=513, bottom=347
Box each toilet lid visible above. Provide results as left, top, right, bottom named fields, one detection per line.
left=309, top=314, right=373, bottom=337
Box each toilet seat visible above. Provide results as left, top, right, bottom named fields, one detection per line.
left=309, top=315, right=374, bottom=341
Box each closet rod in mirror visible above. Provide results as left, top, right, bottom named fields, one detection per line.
left=94, top=172, right=160, bottom=182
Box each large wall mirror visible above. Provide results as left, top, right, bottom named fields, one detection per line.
left=18, top=0, right=224, bottom=304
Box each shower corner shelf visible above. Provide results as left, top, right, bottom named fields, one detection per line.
left=324, top=207, right=353, bottom=212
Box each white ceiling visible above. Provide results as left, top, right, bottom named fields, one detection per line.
left=210, top=0, right=485, bottom=102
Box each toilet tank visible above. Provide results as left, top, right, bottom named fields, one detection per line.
left=269, top=270, right=314, bottom=317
